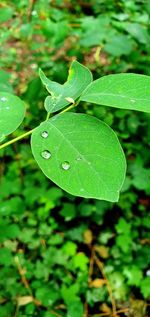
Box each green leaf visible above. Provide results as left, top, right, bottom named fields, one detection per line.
left=0, top=7, right=14, bottom=23
left=36, top=286, right=59, bottom=306
left=124, top=22, right=150, bottom=44
left=61, top=284, right=80, bottom=305
left=115, top=218, right=131, bottom=234
left=79, top=16, right=109, bottom=47
left=123, top=266, right=143, bottom=287
left=0, top=248, right=12, bottom=266
left=60, top=203, right=76, bottom=221
left=104, top=34, right=134, bottom=56
left=141, top=277, right=150, bottom=298
left=31, top=113, right=126, bottom=202
left=116, top=234, right=132, bottom=253
left=62, top=241, right=77, bottom=256
left=0, top=70, right=14, bottom=93
left=67, top=301, right=83, bottom=317
left=0, top=92, right=25, bottom=140
left=72, top=252, right=89, bottom=271
left=39, top=61, right=92, bottom=113
left=109, top=272, right=128, bottom=301
left=81, top=73, right=150, bottom=113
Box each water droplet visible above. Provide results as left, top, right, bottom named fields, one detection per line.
left=41, top=150, right=51, bottom=159
left=61, top=161, right=70, bottom=170
left=130, top=99, right=135, bottom=103
left=1, top=97, right=7, bottom=102
left=41, top=131, right=48, bottom=138
left=6, top=106, right=10, bottom=110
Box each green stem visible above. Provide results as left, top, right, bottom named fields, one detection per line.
left=60, top=104, right=75, bottom=114
left=0, top=129, right=35, bottom=150
left=46, top=112, right=51, bottom=120
left=0, top=100, right=80, bottom=150
left=60, top=99, right=80, bottom=114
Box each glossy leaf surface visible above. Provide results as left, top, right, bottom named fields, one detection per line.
left=81, top=73, right=150, bottom=113
left=31, top=113, right=126, bottom=202
left=0, top=92, right=25, bottom=141
left=39, top=61, right=92, bottom=113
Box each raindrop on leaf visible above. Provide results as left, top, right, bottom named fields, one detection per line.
left=1, top=97, right=7, bottom=102
left=41, top=131, right=48, bottom=138
left=61, top=161, right=70, bottom=170
left=41, top=150, right=51, bottom=159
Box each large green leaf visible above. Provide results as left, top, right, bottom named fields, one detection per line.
left=31, top=113, right=126, bottom=202
left=0, top=92, right=25, bottom=141
left=80, top=73, right=150, bottom=113
left=39, top=61, right=92, bottom=113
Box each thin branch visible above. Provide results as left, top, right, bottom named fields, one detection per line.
left=94, top=253, right=117, bottom=317
left=89, top=308, right=129, bottom=317
left=14, top=256, right=33, bottom=295
left=0, top=129, right=35, bottom=150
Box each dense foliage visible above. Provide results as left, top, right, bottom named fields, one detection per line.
left=0, top=1, right=150, bottom=316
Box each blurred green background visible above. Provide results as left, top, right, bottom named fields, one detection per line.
left=0, top=1, right=150, bottom=316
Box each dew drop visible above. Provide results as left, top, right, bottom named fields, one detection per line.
left=130, top=99, right=135, bottom=103
left=61, top=161, right=70, bottom=170
left=1, top=97, right=7, bottom=102
left=41, top=131, right=48, bottom=138
left=41, top=150, right=51, bottom=159
left=6, top=106, right=10, bottom=110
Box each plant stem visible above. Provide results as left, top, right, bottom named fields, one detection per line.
left=0, top=100, right=79, bottom=150
left=59, top=98, right=80, bottom=114
left=59, top=104, right=75, bottom=114
left=46, top=112, right=51, bottom=120
left=0, top=129, right=35, bottom=150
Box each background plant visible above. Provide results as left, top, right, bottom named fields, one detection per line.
left=0, top=1, right=150, bottom=317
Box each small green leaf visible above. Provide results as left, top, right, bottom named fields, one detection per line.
left=141, top=277, right=150, bottom=298
left=67, top=301, right=83, bottom=317
left=109, top=272, right=128, bottom=301
left=31, top=113, right=126, bottom=202
left=0, top=92, right=25, bottom=140
left=123, top=265, right=143, bottom=287
left=0, top=248, right=12, bottom=266
left=72, top=252, right=89, bottom=271
left=81, top=73, right=150, bottom=113
left=115, top=218, right=131, bottom=234
left=36, top=286, right=59, bottom=306
left=39, top=61, right=93, bottom=113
